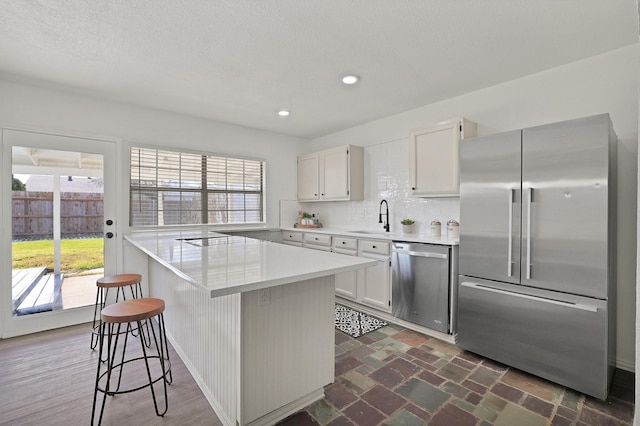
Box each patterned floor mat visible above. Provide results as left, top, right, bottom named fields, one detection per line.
left=335, top=303, right=387, bottom=338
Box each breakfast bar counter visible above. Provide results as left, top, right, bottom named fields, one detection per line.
left=124, top=230, right=375, bottom=426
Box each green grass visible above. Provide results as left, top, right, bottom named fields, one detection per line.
left=12, top=238, right=104, bottom=276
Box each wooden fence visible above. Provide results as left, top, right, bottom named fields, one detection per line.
left=12, top=191, right=104, bottom=239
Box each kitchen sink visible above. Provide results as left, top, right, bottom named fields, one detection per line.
left=347, top=230, right=384, bottom=235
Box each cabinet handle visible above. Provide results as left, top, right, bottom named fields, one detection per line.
left=314, top=237, right=318, bottom=240
left=342, top=241, right=346, bottom=244
left=372, top=245, right=377, bottom=249
left=412, top=187, right=416, bottom=190
left=461, top=282, right=598, bottom=312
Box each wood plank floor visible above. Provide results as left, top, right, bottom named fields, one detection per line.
left=0, top=323, right=222, bottom=425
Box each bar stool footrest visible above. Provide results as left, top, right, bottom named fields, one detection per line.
left=96, top=356, right=172, bottom=396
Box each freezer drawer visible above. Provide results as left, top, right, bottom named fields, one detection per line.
left=457, top=276, right=612, bottom=399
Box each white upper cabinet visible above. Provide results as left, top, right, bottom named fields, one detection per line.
left=297, top=145, right=364, bottom=202
left=297, top=153, right=320, bottom=201
left=409, top=118, right=477, bottom=197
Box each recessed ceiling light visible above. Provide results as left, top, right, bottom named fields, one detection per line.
left=342, top=75, right=360, bottom=85
left=278, top=110, right=290, bottom=117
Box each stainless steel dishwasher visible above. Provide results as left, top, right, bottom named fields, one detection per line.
left=391, top=242, right=451, bottom=333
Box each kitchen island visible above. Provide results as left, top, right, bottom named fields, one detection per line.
left=124, top=230, right=375, bottom=426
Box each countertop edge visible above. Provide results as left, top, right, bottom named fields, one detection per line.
left=207, top=260, right=377, bottom=297
left=124, top=235, right=207, bottom=291
left=280, top=227, right=459, bottom=245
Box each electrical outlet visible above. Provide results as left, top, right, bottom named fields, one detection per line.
left=258, top=288, right=270, bottom=306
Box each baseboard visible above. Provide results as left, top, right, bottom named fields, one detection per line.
left=615, top=357, right=635, bottom=372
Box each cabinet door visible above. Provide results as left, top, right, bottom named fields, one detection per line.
left=359, top=255, right=391, bottom=312
left=335, top=271, right=357, bottom=300
left=333, top=248, right=358, bottom=300
left=320, top=146, right=349, bottom=200
left=410, top=120, right=462, bottom=197
left=297, top=153, right=319, bottom=201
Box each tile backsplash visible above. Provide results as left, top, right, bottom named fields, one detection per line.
left=280, top=138, right=461, bottom=235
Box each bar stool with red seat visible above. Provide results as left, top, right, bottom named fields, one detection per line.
left=91, top=298, right=172, bottom=425
left=90, top=273, right=144, bottom=350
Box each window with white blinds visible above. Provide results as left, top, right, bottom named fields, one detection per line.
left=129, top=147, right=264, bottom=226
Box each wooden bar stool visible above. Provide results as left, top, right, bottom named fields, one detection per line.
left=91, top=298, right=172, bottom=425
left=90, top=274, right=144, bottom=350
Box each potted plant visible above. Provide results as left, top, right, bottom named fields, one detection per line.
left=400, top=218, right=415, bottom=233
left=300, top=211, right=313, bottom=225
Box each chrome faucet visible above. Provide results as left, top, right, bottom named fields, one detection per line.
left=379, top=199, right=390, bottom=232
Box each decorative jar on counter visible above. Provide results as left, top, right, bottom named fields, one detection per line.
left=447, top=220, right=460, bottom=238
left=430, top=220, right=441, bottom=237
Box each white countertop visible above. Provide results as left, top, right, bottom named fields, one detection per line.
left=280, top=227, right=459, bottom=246
left=125, top=230, right=376, bottom=297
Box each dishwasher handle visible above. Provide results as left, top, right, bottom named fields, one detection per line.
left=392, top=247, right=448, bottom=259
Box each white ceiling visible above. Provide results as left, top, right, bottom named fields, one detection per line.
left=0, top=1, right=637, bottom=139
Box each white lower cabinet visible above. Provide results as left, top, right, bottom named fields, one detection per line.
left=284, top=231, right=392, bottom=314
left=332, top=237, right=359, bottom=300
left=357, top=239, right=392, bottom=313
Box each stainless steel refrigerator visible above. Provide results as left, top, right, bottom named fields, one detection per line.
left=457, top=114, right=617, bottom=400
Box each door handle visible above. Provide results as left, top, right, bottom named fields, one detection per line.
left=526, top=187, right=533, bottom=279
left=106, top=232, right=114, bottom=239
left=461, top=282, right=598, bottom=312
left=392, top=248, right=447, bottom=259
left=507, top=188, right=514, bottom=277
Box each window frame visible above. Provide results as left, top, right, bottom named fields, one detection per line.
left=128, top=144, right=266, bottom=228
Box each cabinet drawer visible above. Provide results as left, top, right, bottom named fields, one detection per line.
left=332, top=236, right=358, bottom=250
left=358, top=239, right=390, bottom=255
left=304, top=233, right=331, bottom=246
left=281, top=231, right=303, bottom=243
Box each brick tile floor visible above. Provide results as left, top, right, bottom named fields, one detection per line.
left=278, top=324, right=635, bottom=426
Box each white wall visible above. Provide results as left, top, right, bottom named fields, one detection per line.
left=0, top=78, right=306, bottom=234
left=305, top=44, right=639, bottom=371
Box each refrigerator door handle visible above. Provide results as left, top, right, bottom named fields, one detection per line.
left=392, top=248, right=448, bottom=259
left=526, top=187, right=533, bottom=279
left=460, top=281, right=598, bottom=312
left=507, top=188, right=514, bottom=276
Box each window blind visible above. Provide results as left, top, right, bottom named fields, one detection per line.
left=130, top=147, right=264, bottom=226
